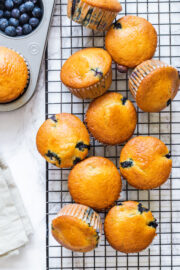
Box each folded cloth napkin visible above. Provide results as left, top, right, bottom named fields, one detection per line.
left=0, top=155, right=33, bottom=258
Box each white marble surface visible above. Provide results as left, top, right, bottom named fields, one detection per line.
left=0, top=65, right=46, bottom=270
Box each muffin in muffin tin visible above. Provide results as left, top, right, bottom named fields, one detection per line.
left=52, top=203, right=102, bottom=252
left=104, top=201, right=158, bottom=253
left=36, top=113, right=90, bottom=168
left=0, top=46, right=29, bottom=103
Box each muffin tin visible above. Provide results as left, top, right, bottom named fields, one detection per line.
left=0, top=0, right=56, bottom=112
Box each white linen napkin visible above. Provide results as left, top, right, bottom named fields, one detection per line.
left=0, top=155, right=33, bottom=258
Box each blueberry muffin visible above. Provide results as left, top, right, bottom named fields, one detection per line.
left=36, top=113, right=90, bottom=168
left=51, top=204, right=102, bottom=252
left=129, top=59, right=179, bottom=112
left=0, top=46, right=29, bottom=103
left=61, top=48, right=112, bottom=99
left=104, top=201, right=158, bottom=253
left=67, top=0, right=122, bottom=32
left=85, top=92, right=137, bottom=145
left=120, top=136, right=172, bottom=189
left=105, top=16, right=157, bottom=69
left=68, top=156, right=122, bottom=210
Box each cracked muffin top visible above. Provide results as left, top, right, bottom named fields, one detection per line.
left=120, top=136, right=172, bottom=189
left=85, top=92, right=137, bottom=145
left=36, top=113, right=90, bottom=168
left=105, top=16, right=157, bottom=68
left=61, top=48, right=112, bottom=89
left=0, top=46, right=28, bottom=103
left=83, top=0, right=122, bottom=12
left=104, top=201, right=158, bottom=253
left=52, top=204, right=102, bottom=252
left=68, top=156, right=122, bottom=210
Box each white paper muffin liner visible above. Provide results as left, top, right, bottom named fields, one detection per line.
left=129, top=59, right=169, bottom=99
left=67, top=0, right=119, bottom=31
left=67, top=68, right=112, bottom=99
left=56, top=204, right=102, bottom=245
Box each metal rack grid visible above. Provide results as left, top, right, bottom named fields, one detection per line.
left=45, top=0, right=180, bottom=269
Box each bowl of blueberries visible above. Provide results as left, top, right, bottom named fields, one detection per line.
left=0, top=0, right=43, bottom=37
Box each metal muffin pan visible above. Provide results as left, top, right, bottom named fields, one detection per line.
left=0, top=0, right=56, bottom=112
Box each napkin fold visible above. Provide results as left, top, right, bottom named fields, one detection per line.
left=0, top=155, right=33, bottom=258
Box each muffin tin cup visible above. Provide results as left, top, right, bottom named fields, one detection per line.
left=67, top=68, right=112, bottom=99
left=57, top=204, right=102, bottom=246
left=0, top=0, right=56, bottom=112
left=129, top=60, right=170, bottom=99
left=67, top=0, right=118, bottom=31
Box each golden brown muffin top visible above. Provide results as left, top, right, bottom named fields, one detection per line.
left=61, top=48, right=112, bottom=89
left=105, top=16, right=157, bottom=68
left=0, top=46, right=28, bottom=103
left=104, top=201, right=157, bottom=253
left=120, top=136, right=172, bottom=189
left=68, top=156, right=122, bottom=210
left=129, top=60, right=179, bottom=112
left=36, top=113, right=90, bottom=168
left=52, top=204, right=102, bottom=252
left=83, top=0, right=122, bottom=12
left=85, top=92, right=137, bottom=145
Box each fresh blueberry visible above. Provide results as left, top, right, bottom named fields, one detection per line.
left=0, top=18, right=8, bottom=31
left=9, top=17, right=19, bottom=27
left=16, top=25, right=22, bottom=35
left=11, top=8, right=20, bottom=18
left=19, top=3, right=26, bottom=13
left=13, top=0, right=23, bottom=5
left=5, top=0, right=14, bottom=10
left=5, top=25, right=16, bottom=36
left=24, top=1, right=34, bottom=12
left=22, top=23, right=32, bottom=34
left=0, top=10, right=3, bottom=18
left=4, top=10, right=11, bottom=18
left=32, top=6, right=42, bottom=18
left=19, top=13, right=29, bottom=24
left=29, top=17, right=39, bottom=28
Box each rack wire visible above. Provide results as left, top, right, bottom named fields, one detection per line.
left=45, top=0, right=180, bottom=269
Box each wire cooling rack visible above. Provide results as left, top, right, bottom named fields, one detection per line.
left=45, top=0, right=180, bottom=269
